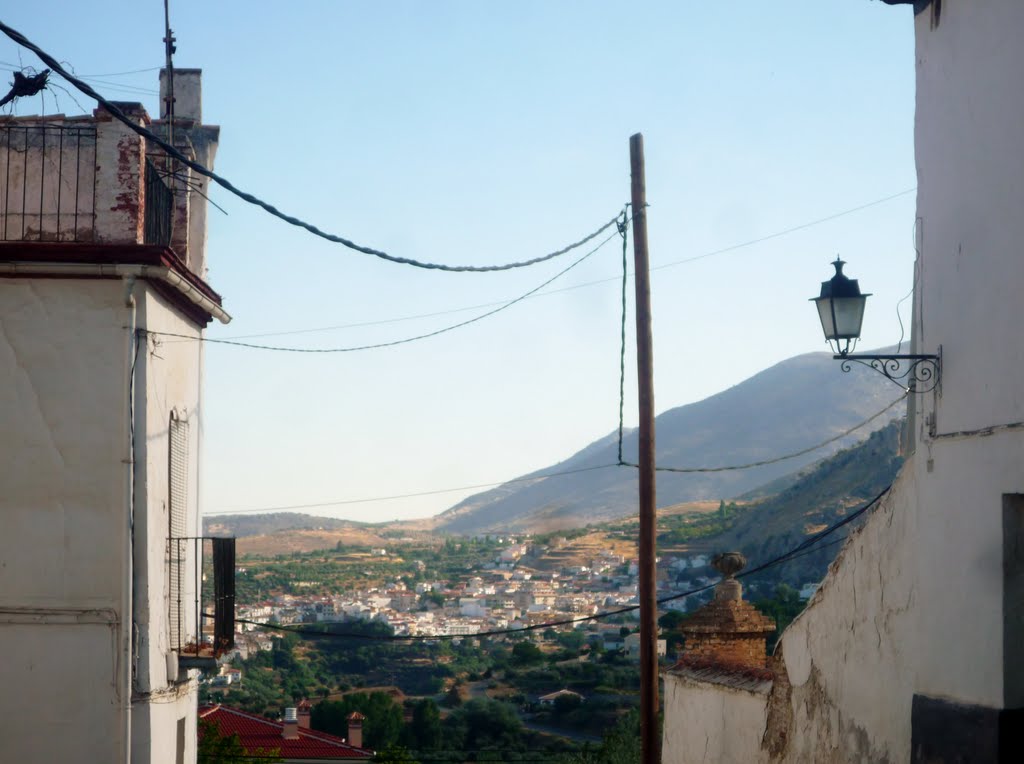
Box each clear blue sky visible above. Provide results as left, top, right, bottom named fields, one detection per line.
left=1, top=2, right=918, bottom=522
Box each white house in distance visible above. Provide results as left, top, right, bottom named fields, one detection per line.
left=663, top=2, right=1024, bottom=762
left=0, top=70, right=229, bottom=762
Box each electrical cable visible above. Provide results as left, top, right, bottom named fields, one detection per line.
left=0, top=20, right=622, bottom=274
left=78, top=65, right=163, bottom=78
left=0, top=63, right=158, bottom=97
left=203, top=394, right=902, bottom=516
left=202, top=463, right=620, bottom=516
left=617, top=393, right=907, bottom=474
left=208, top=483, right=890, bottom=641
left=190, top=187, right=915, bottom=343
left=146, top=217, right=627, bottom=353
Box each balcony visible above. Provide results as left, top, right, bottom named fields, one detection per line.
left=0, top=122, right=97, bottom=242
left=168, top=536, right=236, bottom=671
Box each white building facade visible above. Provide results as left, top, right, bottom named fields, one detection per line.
left=0, top=71, right=229, bottom=762
left=663, top=1, right=1024, bottom=761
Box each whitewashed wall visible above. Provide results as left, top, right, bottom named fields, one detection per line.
left=662, top=0, right=1024, bottom=759
left=0, top=277, right=205, bottom=763
left=909, top=0, right=1024, bottom=709
left=765, top=470, right=918, bottom=762
left=0, top=278, right=130, bottom=762
left=131, top=286, right=204, bottom=764
left=663, top=673, right=769, bottom=763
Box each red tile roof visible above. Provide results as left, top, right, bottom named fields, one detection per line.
left=199, top=705, right=373, bottom=760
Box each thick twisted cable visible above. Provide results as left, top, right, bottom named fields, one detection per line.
left=0, top=20, right=620, bottom=273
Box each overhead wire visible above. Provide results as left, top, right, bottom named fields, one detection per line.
left=202, top=463, right=620, bottom=516
left=0, top=62, right=158, bottom=97
left=197, top=187, right=915, bottom=342
left=209, top=483, right=891, bottom=641
left=146, top=213, right=629, bottom=353
left=0, top=20, right=622, bottom=274
left=619, top=393, right=907, bottom=474
left=203, top=391, right=904, bottom=516
left=611, top=213, right=908, bottom=474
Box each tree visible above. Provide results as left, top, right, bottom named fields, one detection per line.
left=373, top=745, right=419, bottom=763
left=553, top=693, right=583, bottom=716
left=443, top=699, right=524, bottom=752
left=753, top=583, right=802, bottom=650
left=442, top=684, right=463, bottom=708
left=311, top=694, right=404, bottom=750
left=658, top=610, right=687, bottom=631
left=557, top=710, right=640, bottom=764
left=556, top=630, right=586, bottom=651
left=511, top=641, right=544, bottom=666
left=406, top=699, right=442, bottom=750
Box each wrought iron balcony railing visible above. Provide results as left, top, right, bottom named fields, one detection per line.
left=0, top=123, right=97, bottom=242
left=168, top=535, right=236, bottom=670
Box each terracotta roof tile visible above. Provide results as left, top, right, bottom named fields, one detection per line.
left=199, top=705, right=373, bottom=759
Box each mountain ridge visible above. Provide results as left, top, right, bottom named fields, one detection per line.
left=433, top=350, right=905, bottom=534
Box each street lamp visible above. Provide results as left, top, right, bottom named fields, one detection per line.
left=811, top=257, right=869, bottom=357
left=811, top=257, right=940, bottom=393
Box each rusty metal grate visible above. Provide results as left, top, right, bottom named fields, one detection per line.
left=144, top=159, right=173, bottom=247
left=167, top=536, right=236, bottom=661
left=0, top=123, right=97, bottom=242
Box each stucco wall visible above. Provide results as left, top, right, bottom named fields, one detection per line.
left=0, top=278, right=130, bottom=762
left=910, top=0, right=1024, bottom=710
left=132, top=285, right=204, bottom=763
left=661, top=2, right=1024, bottom=759
left=663, top=672, right=769, bottom=764
left=766, top=469, right=918, bottom=762
left=0, top=276, right=205, bottom=763
left=661, top=469, right=919, bottom=763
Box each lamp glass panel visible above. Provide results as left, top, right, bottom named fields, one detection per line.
left=831, top=295, right=866, bottom=339
left=815, top=296, right=867, bottom=340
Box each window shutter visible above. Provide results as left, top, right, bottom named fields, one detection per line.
left=168, top=415, right=189, bottom=649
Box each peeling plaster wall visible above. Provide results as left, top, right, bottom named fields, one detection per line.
left=94, top=109, right=147, bottom=244
left=0, top=278, right=129, bottom=762
left=0, top=122, right=98, bottom=241
left=662, top=4, right=1024, bottom=758
left=661, top=469, right=919, bottom=763
left=768, top=469, right=918, bottom=762
left=663, top=673, right=769, bottom=764
left=0, top=277, right=204, bottom=764
left=131, top=286, right=204, bottom=764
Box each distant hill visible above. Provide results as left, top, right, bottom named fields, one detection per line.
left=588, top=419, right=904, bottom=588
left=434, top=350, right=906, bottom=535
left=203, top=512, right=366, bottom=538
left=717, top=419, right=904, bottom=586
left=202, top=512, right=438, bottom=557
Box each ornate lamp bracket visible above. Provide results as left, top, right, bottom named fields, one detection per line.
left=836, top=346, right=941, bottom=394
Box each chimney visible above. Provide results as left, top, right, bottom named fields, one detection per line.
left=282, top=707, right=299, bottom=740
left=347, top=711, right=365, bottom=749
left=159, top=68, right=203, bottom=122
left=297, top=699, right=312, bottom=729
left=679, top=552, right=776, bottom=670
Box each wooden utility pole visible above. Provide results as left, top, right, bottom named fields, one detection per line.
left=630, top=132, right=660, bottom=764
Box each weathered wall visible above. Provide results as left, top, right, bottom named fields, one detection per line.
left=909, top=0, right=1024, bottom=710
left=663, top=672, right=769, bottom=764
left=662, top=469, right=919, bottom=763
left=0, top=277, right=205, bottom=764
left=662, top=3, right=1024, bottom=760
left=766, top=469, right=918, bottom=762
left=130, top=284, right=203, bottom=764
left=0, top=121, right=98, bottom=241
left=0, top=278, right=130, bottom=762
